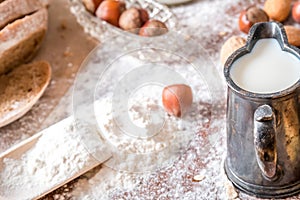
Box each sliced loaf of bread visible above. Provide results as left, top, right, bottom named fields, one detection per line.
left=0, top=0, right=49, bottom=29
left=0, top=8, right=48, bottom=75
left=0, top=60, right=51, bottom=128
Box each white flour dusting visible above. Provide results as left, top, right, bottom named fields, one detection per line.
left=71, top=165, right=148, bottom=200
left=0, top=117, right=99, bottom=200
left=68, top=58, right=214, bottom=199
left=95, top=96, right=196, bottom=173
left=96, top=97, right=177, bottom=154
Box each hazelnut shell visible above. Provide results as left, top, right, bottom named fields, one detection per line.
left=119, top=7, right=142, bottom=32
left=96, top=0, right=126, bottom=27
left=239, top=6, right=269, bottom=34
left=264, top=0, right=291, bottom=22
left=162, top=84, right=193, bottom=117
left=292, top=2, right=300, bottom=23
left=139, top=20, right=168, bottom=37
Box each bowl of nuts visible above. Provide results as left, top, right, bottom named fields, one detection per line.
left=69, top=0, right=177, bottom=41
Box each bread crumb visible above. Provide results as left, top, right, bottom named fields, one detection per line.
left=192, top=174, right=205, bottom=182
left=225, top=181, right=239, bottom=199
left=60, top=20, right=67, bottom=30
left=63, top=47, right=73, bottom=57
left=219, top=31, right=228, bottom=37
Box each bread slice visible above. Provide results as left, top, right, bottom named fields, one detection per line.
left=0, top=0, right=49, bottom=29
left=0, top=8, right=48, bottom=75
left=0, top=61, right=51, bottom=128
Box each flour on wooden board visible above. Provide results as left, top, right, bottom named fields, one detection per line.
left=0, top=117, right=98, bottom=200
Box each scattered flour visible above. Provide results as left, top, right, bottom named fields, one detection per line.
left=68, top=57, right=214, bottom=198
left=95, top=95, right=196, bottom=173
left=71, top=165, right=147, bottom=200
left=0, top=117, right=100, bottom=200
left=90, top=52, right=210, bottom=173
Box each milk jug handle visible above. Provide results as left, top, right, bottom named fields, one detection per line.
left=254, top=104, right=278, bottom=180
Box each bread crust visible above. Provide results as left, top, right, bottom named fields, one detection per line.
left=0, top=0, right=49, bottom=29
left=0, top=61, right=51, bottom=128
left=0, top=8, right=48, bottom=75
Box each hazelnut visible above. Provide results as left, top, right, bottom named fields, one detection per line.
left=292, top=2, right=300, bottom=23
left=264, top=0, right=291, bottom=22
left=139, top=8, right=149, bottom=25
left=119, top=8, right=143, bottom=33
left=96, top=0, right=126, bottom=27
left=284, top=25, right=300, bottom=47
left=162, top=84, right=193, bottom=118
left=239, top=6, right=269, bottom=34
left=220, top=36, right=246, bottom=66
left=139, top=20, right=168, bottom=37
left=82, top=0, right=103, bottom=14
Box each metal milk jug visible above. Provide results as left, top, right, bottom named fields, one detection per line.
left=224, top=22, right=300, bottom=198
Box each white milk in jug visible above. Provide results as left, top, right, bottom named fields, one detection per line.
left=230, top=38, right=300, bottom=94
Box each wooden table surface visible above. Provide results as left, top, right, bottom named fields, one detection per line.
left=1, top=0, right=300, bottom=199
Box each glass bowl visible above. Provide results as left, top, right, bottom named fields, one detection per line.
left=69, top=0, right=177, bottom=42
left=156, top=0, right=193, bottom=5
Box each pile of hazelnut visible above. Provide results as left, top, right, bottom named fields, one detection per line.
left=82, top=0, right=168, bottom=36
left=221, top=0, right=300, bottom=65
